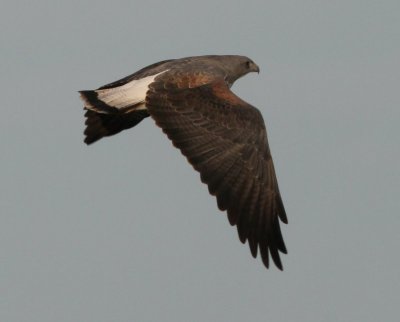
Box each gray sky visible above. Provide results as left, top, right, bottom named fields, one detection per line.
left=1, top=1, right=399, bottom=321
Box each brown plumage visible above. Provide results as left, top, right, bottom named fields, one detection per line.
left=79, top=55, right=288, bottom=270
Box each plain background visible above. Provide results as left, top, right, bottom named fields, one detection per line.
left=1, top=1, right=399, bottom=321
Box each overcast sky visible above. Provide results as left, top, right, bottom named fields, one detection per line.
left=1, top=1, right=399, bottom=321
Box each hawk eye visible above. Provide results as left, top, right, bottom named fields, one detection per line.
left=246, top=61, right=251, bottom=68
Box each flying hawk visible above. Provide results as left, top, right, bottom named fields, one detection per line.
left=79, top=55, right=288, bottom=270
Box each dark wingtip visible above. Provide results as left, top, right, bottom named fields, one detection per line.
left=84, top=136, right=97, bottom=145
left=276, top=194, right=288, bottom=224
left=248, top=236, right=258, bottom=258
left=82, top=109, right=150, bottom=145
left=83, top=110, right=107, bottom=145
left=270, top=248, right=283, bottom=271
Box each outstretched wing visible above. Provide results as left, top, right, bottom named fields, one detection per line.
left=146, top=80, right=287, bottom=269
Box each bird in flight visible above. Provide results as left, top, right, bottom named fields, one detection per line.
left=79, top=55, right=288, bottom=270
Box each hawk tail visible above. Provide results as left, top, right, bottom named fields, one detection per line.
left=79, top=87, right=150, bottom=144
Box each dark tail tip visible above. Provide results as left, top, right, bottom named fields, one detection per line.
left=79, top=90, right=117, bottom=114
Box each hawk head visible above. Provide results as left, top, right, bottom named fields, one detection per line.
left=215, top=55, right=260, bottom=85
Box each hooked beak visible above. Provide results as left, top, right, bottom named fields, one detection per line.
left=252, top=62, right=260, bottom=74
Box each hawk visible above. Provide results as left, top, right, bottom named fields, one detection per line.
left=79, top=55, right=288, bottom=270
